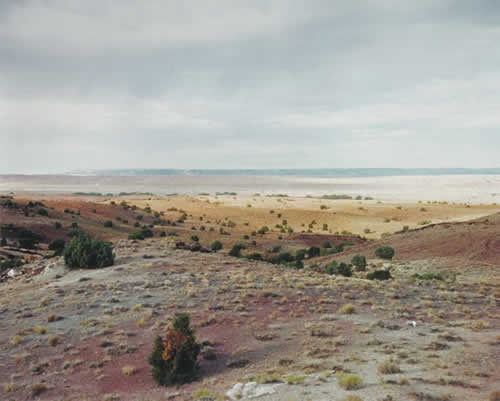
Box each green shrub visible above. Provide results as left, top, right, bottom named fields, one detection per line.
left=103, top=220, right=113, bottom=228
left=411, top=272, right=443, bottom=281
left=191, top=235, right=199, bottom=242
left=308, top=246, right=320, bottom=258
left=229, top=243, right=246, bottom=257
left=366, top=270, right=392, bottom=280
left=18, top=229, right=42, bottom=249
left=351, top=255, right=366, bottom=271
left=1, top=237, right=6, bottom=247
left=295, top=249, right=307, bottom=261
left=211, top=240, right=223, bottom=251
left=325, top=261, right=352, bottom=277
left=141, top=227, right=154, bottom=238
left=246, top=252, right=263, bottom=261
left=257, top=226, right=269, bottom=235
left=0, top=257, right=23, bottom=273
left=129, top=231, right=145, bottom=240
left=55, top=222, right=62, bottom=229
left=49, top=238, right=66, bottom=255
left=375, top=246, right=395, bottom=260
left=322, top=241, right=331, bottom=248
left=149, top=313, right=200, bottom=386
left=160, top=231, right=166, bottom=237
left=37, top=208, right=49, bottom=216
left=63, top=233, right=114, bottom=269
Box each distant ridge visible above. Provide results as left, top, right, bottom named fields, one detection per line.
left=67, top=168, right=500, bottom=178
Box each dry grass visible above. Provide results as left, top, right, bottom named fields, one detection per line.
left=339, top=304, right=356, bottom=314
left=121, top=365, right=137, bottom=376
left=377, top=360, right=401, bottom=374
left=336, top=372, right=363, bottom=390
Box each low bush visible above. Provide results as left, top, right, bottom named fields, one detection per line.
left=322, top=241, right=331, bottom=248
left=351, top=255, right=366, bottom=271
left=103, top=220, right=113, bottom=228
left=229, top=243, right=246, bottom=257
left=18, top=229, right=43, bottom=249
left=129, top=231, right=145, bottom=240
left=308, top=246, right=320, bottom=258
left=377, top=360, right=401, bottom=374
left=375, top=246, right=395, bottom=260
left=366, top=270, right=392, bottom=281
left=48, top=238, right=66, bottom=255
left=211, top=240, right=223, bottom=251
left=63, top=233, right=114, bottom=269
left=37, top=208, right=49, bottom=216
left=325, top=261, right=352, bottom=277
left=411, top=272, right=443, bottom=281
left=191, top=235, right=199, bottom=242
left=149, top=313, right=200, bottom=386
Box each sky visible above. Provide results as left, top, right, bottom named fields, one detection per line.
left=1, top=0, right=500, bottom=173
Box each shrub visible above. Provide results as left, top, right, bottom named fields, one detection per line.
left=37, top=208, right=49, bottom=216
left=149, top=313, right=200, bottom=386
left=18, top=229, right=42, bottom=249
left=191, top=235, right=199, bottom=242
left=55, top=222, right=62, bottom=229
left=160, top=231, right=166, bottom=237
left=1, top=237, right=6, bottom=246
left=322, top=241, right=331, bottom=248
left=411, top=272, right=443, bottom=281
left=141, top=227, right=154, bottom=238
left=308, top=246, right=320, bottom=258
left=63, top=233, right=114, bottom=269
left=366, top=270, right=392, bottom=281
left=257, top=226, right=269, bottom=235
left=49, top=238, right=66, bottom=255
left=325, top=261, right=352, bottom=277
left=211, top=240, right=223, bottom=251
left=375, top=246, right=395, bottom=260
left=295, top=249, right=306, bottom=261
left=129, top=231, right=145, bottom=240
left=246, top=252, right=263, bottom=261
left=104, top=220, right=113, bottom=228
left=351, top=255, right=366, bottom=271
left=229, top=243, right=245, bottom=257
left=277, top=252, right=294, bottom=264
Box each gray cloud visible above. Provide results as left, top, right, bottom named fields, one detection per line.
left=1, top=0, right=500, bottom=173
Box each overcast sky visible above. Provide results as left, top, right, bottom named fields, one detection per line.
left=1, top=0, right=500, bottom=173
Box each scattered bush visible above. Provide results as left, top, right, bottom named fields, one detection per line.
left=211, top=240, right=223, bottom=251
left=325, top=261, right=352, bottom=277
left=375, top=246, right=395, bottom=260
left=411, top=273, right=443, bottom=281
left=129, top=231, right=145, bottom=240
left=49, top=238, right=66, bottom=255
left=308, top=246, right=320, bottom=258
left=351, top=255, right=366, bottom=271
left=18, top=229, right=42, bottom=249
left=63, top=233, right=114, bottom=269
left=149, top=313, right=200, bottom=386
left=229, top=243, right=246, bottom=257
left=366, top=270, right=392, bottom=281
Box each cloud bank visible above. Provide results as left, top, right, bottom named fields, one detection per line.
left=1, top=0, right=500, bottom=173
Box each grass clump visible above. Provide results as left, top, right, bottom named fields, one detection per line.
left=336, top=372, right=362, bottom=390
left=377, top=360, right=401, bottom=374
left=286, top=375, right=305, bottom=385
left=339, top=304, right=356, bottom=314
left=121, top=365, right=137, bottom=376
